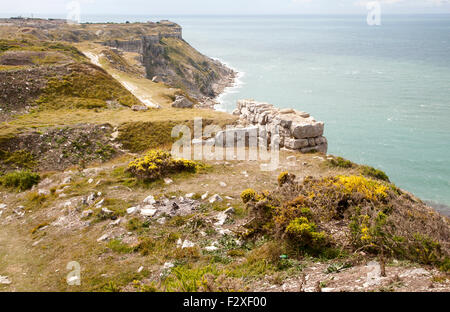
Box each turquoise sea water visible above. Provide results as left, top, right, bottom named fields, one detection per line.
left=175, top=15, right=450, bottom=211
left=3, top=14, right=449, bottom=210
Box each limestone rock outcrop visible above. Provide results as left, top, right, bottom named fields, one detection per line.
left=171, top=95, right=194, bottom=109
left=226, top=100, right=328, bottom=154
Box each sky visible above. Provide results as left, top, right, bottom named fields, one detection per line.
left=0, top=0, right=449, bottom=17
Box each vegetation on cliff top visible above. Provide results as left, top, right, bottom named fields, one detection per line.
left=242, top=172, right=449, bottom=270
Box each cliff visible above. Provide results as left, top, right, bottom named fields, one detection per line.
left=0, top=18, right=235, bottom=103
left=0, top=18, right=448, bottom=293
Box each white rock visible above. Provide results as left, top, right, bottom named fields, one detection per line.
left=140, top=207, right=157, bottom=217
left=185, top=193, right=195, bottom=199
left=81, top=209, right=93, bottom=218
left=164, top=178, right=173, bottom=185
left=0, top=204, right=6, bottom=209
left=88, top=178, right=94, bottom=184
left=157, top=217, right=166, bottom=225
left=216, top=228, right=233, bottom=236
left=219, top=182, right=227, bottom=187
left=38, top=189, right=50, bottom=196
left=201, top=192, right=209, bottom=200
left=163, top=262, right=174, bottom=270
left=101, top=207, right=113, bottom=214
left=96, top=199, right=105, bottom=208
left=214, top=213, right=229, bottom=226
left=62, top=177, right=72, bottom=184
left=224, top=207, right=235, bottom=215
left=0, top=276, right=12, bottom=285
left=127, top=206, right=139, bottom=214
left=110, top=219, right=121, bottom=226
left=137, top=266, right=144, bottom=273
left=97, top=234, right=109, bottom=242
left=143, top=195, right=156, bottom=205
left=181, top=240, right=196, bottom=249
left=205, top=246, right=219, bottom=252
left=209, top=194, right=223, bottom=204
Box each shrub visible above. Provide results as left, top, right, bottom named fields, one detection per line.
left=360, top=165, right=390, bottom=182
left=242, top=174, right=449, bottom=267
left=0, top=150, right=36, bottom=170
left=326, top=156, right=354, bottom=168
left=278, top=172, right=289, bottom=186
left=0, top=170, right=40, bottom=191
left=333, top=175, right=388, bottom=201
left=240, top=188, right=257, bottom=204
left=127, top=150, right=200, bottom=182
left=285, top=217, right=328, bottom=249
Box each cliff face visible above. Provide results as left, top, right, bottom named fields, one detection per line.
left=103, top=30, right=235, bottom=101
left=0, top=18, right=235, bottom=102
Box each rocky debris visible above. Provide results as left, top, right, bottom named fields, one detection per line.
left=13, top=206, right=25, bottom=217
left=160, top=262, right=175, bottom=278
left=177, top=239, right=196, bottom=249
left=127, top=206, right=139, bottom=214
left=399, top=268, right=430, bottom=278
left=126, top=196, right=201, bottom=219
left=204, top=245, right=219, bottom=252
left=152, top=76, right=163, bottom=83
left=38, top=189, right=51, bottom=196
left=131, top=105, right=149, bottom=111
left=97, top=234, right=109, bottom=242
left=209, top=194, right=223, bottom=204
left=224, top=207, right=235, bottom=215
left=81, top=209, right=93, bottom=218
left=0, top=276, right=11, bottom=285
left=140, top=206, right=157, bottom=217
left=171, top=95, right=194, bottom=109
left=143, top=195, right=156, bottom=205
left=201, top=192, right=209, bottom=200
left=82, top=192, right=102, bottom=206
left=1, top=124, right=118, bottom=172
left=220, top=100, right=328, bottom=154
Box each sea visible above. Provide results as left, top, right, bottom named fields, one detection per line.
left=3, top=14, right=450, bottom=213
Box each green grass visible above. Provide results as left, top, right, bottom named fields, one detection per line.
left=36, top=63, right=141, bottom=110
left=0, top=170, right=40, bottom=191
left=360, top=165, right=390, bottom=182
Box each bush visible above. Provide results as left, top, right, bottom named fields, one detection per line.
left=326, top=157, right=354, bottom=168
left=360, top=165, right=390, bottom=182
left=285, top=217, right=328, bottom=249
left=278, top=172, right=296, bottom=187
left=0, top=170, right=40, bottom=191
left=127, top=150, right=200, bottom=182
left=240, top=188, right=257, bottom=204
left=0, top=150, right=36, bottom=170
left=242, top=173, right=449, bottom=267
left=277, top=172, right=289, bottom=186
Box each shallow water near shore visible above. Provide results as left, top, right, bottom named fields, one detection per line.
left=7, top=13, right=449, bottom=212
